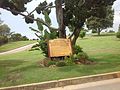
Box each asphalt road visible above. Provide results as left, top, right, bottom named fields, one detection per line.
left=47, top=78, right=120, bottom=90
left=0, top=43, right=36, bottom=55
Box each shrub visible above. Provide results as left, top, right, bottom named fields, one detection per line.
left=56, top=61, right=66, bottom=67
left=38, top=40, right=48, bottom=57
left=22, top=36, right=29, bottom=41
left=76, top=52, right=88, bottom=60
left=73, top=45, right=83, bottom=54
left=92, top=29, right=97, bottom=33
left=74, top=52, right=89, bottom=64
left=42, top=58, right=51, bottom=67
left=109, top=30, right=115, bottom=33
left=47, top=61, right=56, bottom=67
left=116, top=31, right=120, bottom=39
left=64, top=56, right=75, bottom=66
left=79, top=30, right=86, bottom=38
left=0, top=36, right=8, bottom=46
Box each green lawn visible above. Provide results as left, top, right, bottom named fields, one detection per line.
left=0, top=41, right=36, bottom=52
left=0, top=35, right=120, bottom=87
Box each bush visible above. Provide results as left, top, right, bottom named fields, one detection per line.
left=75, top=52, right=89, bottom=63
left=116, top=32, right=120, bottom=39
left=109, top=30, right=115, bottom=33
left=73, top=45, right=83, bottom=54
left=76, top=52, right=88, bottom=60
left=0, top=36, right=8, bottom=46
left=74, top=52, right=89, bottom=64
left=74, top=52, right=94, bottom=65
left=56, top=61, right=66, bottom=67
left=64, top=56, right=75, bottom=66
left=79, top=30, right=86, bottom=38
left=22, top=36, right=29, bottom=41
left=92, top=29, right=97, bottom=33
left=47, top=61, right=56, bottom=67
left=39, top=40, right=48, bottom=57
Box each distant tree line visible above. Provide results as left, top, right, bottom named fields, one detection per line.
left=0, top=19, right=29, bottom=46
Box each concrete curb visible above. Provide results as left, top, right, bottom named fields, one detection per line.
left=0, top=71, right=120, bottom=90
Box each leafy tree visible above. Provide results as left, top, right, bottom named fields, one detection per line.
left=10, top=33, right=29, bottom=41
left=0, top=14, right=10, bottom=45
left=0, top=13, right=3, bottom=24
left=116, top=32, right=120, bottom=39
left=0, top=0, right=115, bottom=56
left=118, top=25, right=120, bottom=32
left=10, top=33, right=22, bottom=41
left=22, top=36, right=29, bottom=41
left=116, top=25, right=120, bottom=39
left=0, top=24, right=10, bottom=36
left=86, top=6, right=114, bottom=36
left=0, top=36, right=8, bottom=45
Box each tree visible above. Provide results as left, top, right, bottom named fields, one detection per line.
left=116, top=25, right=120, bottom=39
left=116, top=32, right=120, bottom=39
left=0, top=35, right=8, bottom=45
left=0, top=13, right=3, bottom=24
left=10, top=33, right=29, bottom=41
left=0, top=24, right=10, bottom=36
left=86, top=6, right=114, bottom=36
left=22, top=36, right=29, bottom=41
left=10, top=33, right=22, bottom=41
left=0, top=14, right=10, bottom=45
left=0, top=0, right=115, bottom=56
left=0, top=24, right=10, bottom=45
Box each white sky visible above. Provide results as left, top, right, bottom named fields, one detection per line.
left=0, top=0, right=120, bottom=39
left=113, top=0, right=120, bottom=31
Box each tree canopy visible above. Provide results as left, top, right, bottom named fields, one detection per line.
left=86, top=6, right=114, bottom=35
left=0, top=0, right=116, bottom=45
left=0, top=24, right=10, bottom=36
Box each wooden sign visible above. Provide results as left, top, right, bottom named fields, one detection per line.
left=48, top=39, right=72, bottom=57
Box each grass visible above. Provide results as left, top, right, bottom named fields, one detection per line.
left=0, top=35, right=120, bottom=87
left=0, top=41, right=36, bottom=52
left=91, top=32, right=116, bottom=37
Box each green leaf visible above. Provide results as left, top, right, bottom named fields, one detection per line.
left=32, top=44, right=39, bottom=48
left=29, top=27, right=40, bottom=33
left=35, top=33, right=40, bottom=38
left=44, top=29, right=50, bottom=39
left=49, top=31, right=57, bottom=39
left=44, top=12, right=51, bottom=25
left=36, top=18, right=43, bottom=31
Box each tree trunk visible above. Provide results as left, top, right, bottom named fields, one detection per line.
left=71, top=21, right=85, bottom=46
left=55, top=0, right=66, bottom=38
left=97, top=28, right=101, bottom=36
left=71, top=28, right=81, bottom=45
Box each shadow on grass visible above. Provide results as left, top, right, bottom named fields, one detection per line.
left=79, top=37, right=89, bottom=40
left=92, top=33, right=115, bottom=37
left=10, top=62, right=39, bottom=73
left=0, top=71, right=23, bottom=87
left=57, top=65, right=79, bottom=72
left=0, top=60, right=25, bottom=67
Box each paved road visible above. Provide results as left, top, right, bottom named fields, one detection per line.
left=0, top=43, right=36, bottom=55
left=47, top=78, right=120, bottom=90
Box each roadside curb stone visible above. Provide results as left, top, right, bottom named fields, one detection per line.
left=0, top=71, right=120, bottom=90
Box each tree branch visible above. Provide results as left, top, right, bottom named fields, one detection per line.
left=3, top=7, right=58, bottom=31
left=68, top=27, right=77, bottom=39
left=28, top=5, right=56, bottom=16
left=28, top=7, right=36, bottom=15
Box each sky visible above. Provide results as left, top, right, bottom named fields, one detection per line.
left=113, top=0, right=120, bottom=31
left=0, top=0, right=120, bottom=39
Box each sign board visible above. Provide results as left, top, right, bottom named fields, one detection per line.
left=48, top=39, right=72, bottom=57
